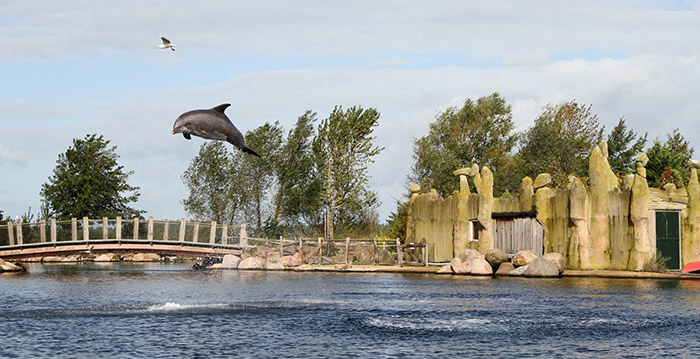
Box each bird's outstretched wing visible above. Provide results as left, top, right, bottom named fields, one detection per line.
left=160, top=37, right=171, bottom=45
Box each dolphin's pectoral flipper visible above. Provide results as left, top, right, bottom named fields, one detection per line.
left=183, top=133, right=191, bottom=140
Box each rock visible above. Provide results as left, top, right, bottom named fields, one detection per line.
left=409, top=184, right=421, bottom=193
left=457, top=249, right=481, bottom=263
left=266, top=262, right=285, bottom=270
left=469, top=256, right=493, bottom=275
left=42, top=256, right=68, bottom=262
left=354, top=243, right=374, bottom=264
left=375, top=250, right=396, bottom=265
left=0, top=259, right=24, bottom=272
left=306, top=256, right=334, bottom=265
left=690, top=159, right=700, bottom=170
left=64, top=254, right=82, bottom=262
left=296, top=264, right=314, bottom=271
left=523, top=257, right=560, bottom=277
left=541, top=253, right=564, bottom=273
left=452, top=259, right=472, bottom=274
left=533, top=173, right=552, bottom=189
left=303, top=245, right=322, bottom=258
left=335, top=264, right=351, bottom=270
left=512, top=250, right=537, bottom=267
left=509, top=265, right=528, bottom=276
left=286, top=252, right=304, bottom=267
left=437, top=264, right=453, bottom=274
left=131, top=253, right=160, bottom=262
left=495, top=262, right=515, bottom=276
left=94, top=253, right=119, bottom=262
left=485, top=248, right=508, bottom=269
left=255, top=245, right=277, bottom=258
left=238, top=256, right=265, bottom=270
left=220, top=254, right=241, bottom=269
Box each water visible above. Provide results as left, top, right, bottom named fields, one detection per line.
left=2, top=263, right=700, bottom=358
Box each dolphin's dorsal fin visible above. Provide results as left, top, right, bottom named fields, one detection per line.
left=211, top=104, right=231, bottom=114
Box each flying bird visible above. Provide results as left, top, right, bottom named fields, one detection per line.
left=173, top=104, right=261, bottom=157
left=155, top=37, right=175, bottom=51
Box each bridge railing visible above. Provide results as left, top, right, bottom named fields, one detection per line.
left=0, top=217, right=249, bottom=248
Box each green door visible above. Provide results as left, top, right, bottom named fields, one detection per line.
left=656, top=211, right=681, bottom=270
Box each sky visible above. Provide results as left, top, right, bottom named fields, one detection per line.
left=2, top=0, right=700, bottom=224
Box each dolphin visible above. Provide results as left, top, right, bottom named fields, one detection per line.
left=172, top=104, right=260, bottom=157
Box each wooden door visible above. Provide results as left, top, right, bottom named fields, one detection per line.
left=656, top=211, right=681, bottom=270
left=494, top=217, right=544, bottom=256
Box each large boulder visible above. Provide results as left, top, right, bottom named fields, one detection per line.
left=266, top=262, right=285, bottom=270
left=495, top=262, right=515, bottom=276
left=220, top=254, right=241, bottom=269
left=238, top=256, right=265, bottom=270
left=457, top=248, right=481, bottom=263
left=452, top=259, right=472, bottom=274
left=469, top=256, right=493, bottom=275
left=353, top=244, right=374, bottom=264
left=255, top=245, right=277, bottom=258
left=0, top=259, right=25, bottom=272
left=375, top=250, right=396, bottom=265
left=130, top=253, right=160, bottom=262
left=286, top=252, right=304, bottom=267
left=523, top=257, right=560, bottom=277
left=42, top=256, right=69, bottom=262
left=541, top=253, right=564, bottom=273
left=512, top=250, right=537, bottom=267
left=485, top=248, right=508, bottom=269
left=509, top=265, right=529, bottom=276
left=94, top=253, right=119, bottom=262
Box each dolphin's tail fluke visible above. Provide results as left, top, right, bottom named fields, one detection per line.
left=241, top=146, right=261, bottom=158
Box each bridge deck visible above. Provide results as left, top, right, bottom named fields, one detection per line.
left=0, top=239, right=244, bottom=260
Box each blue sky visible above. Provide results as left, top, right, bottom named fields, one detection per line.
left=2, top=0, right=700, bottom=223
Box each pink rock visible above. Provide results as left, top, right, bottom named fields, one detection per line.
left=469, top=256, right=493, bottom=275
left=541, top=252, right=564, bottom=273
left=437, top=264, right=453, bottom=274
left=512, top=250, right=537, bottom=267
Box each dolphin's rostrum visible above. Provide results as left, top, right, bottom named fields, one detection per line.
left=172, top=104, right=260, bottom=157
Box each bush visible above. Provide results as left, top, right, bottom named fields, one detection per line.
left=642, top=251, right=669, bottom=272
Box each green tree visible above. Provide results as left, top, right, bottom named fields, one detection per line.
left=313, top=105, right=384, bottom=240
left=40, top=134, right=142, bottom=219
left=240, top=122, right=284, bottom=231
left=181, top=141, right=246, bottom=224
left=645, top=129, right=694, bottom=188
left=519, top=100, right=603, bottom=184
left=387, top=201, right=408, bottom=241
left=409, top=92, right=517, bottom=196
left=274, top=111, right=322, bottom=232
left=606, top=118, right=647, bottom=175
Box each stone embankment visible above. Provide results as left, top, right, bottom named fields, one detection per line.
left=436, top=248, right=564, bottom=278
left=17, top=253, right=164, bottom=263
left=0, top=258, right=25, bottom=272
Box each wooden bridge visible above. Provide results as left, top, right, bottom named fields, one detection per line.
left=0, top=217, right=249, bottom=260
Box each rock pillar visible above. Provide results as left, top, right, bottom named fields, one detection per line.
left=682, top=160, right=700, bottom=266
left=477, top=166, right=494, bottom=253
left=519, top=177, right=534, bottom=211
left=588, top=142, right=618, bottom=269
left=629, top=153, right=651, bottom=270
left=569, top=176, right=591, bottom=269
left=534, top=173, right=555, bottom=254
left=452, top=168, right=472, bottom=255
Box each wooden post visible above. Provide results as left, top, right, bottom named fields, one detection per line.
left=116, top=216, right=122, bottom=239
left=163, top=220, right=170, bottom=241
left=396, top=238, right=403, bottom=267
left=179, top=219, right=186, bottom=242
left=133, top=218, right=139, bottom=240
left=239, top=224, right=248, bottom=247
left=221, top=224, right=228, bottom=245
left=83, top=217, right=89, bottom=241
left=7, top=221, right=14, bottom=246
left=193, top=222, right=200, bottom=243
left=423, top=242, right=428, bottom=266
left=71, top=218, right=77, bottom=242
left=279, top=237, right=285, bottom=255
left=147, top=217, right=154, bottom=241
left=210, top=221, right=217, bottom=244
left=102, top=217, right=108, bottom=239
left=373, top=238, right=378, bottom=264
left=40, top=220, right=46, bottom=243
left=16, top=220, right=22, bottom=245
left=50, top=218, right=57, bottom=243
left=299, top=237, right=304, bottom=263
left=345, top=237, right=350, bottom=265
left=318, top=237, right=322, bottom=265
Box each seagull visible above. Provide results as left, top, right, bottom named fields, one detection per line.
left=155, top=37, right=175, bottom=51
left=81, top=245, right=94, bottom=254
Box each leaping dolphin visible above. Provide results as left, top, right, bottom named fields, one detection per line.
left=172, top=104, right=260, bottom=157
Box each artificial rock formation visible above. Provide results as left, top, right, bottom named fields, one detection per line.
left=477, top=166, right=494, bottom=253
left=588, top=142, right=619, bottom=269
left=629, top=153, right=651, bottom=270
left=682, top=160, right=700, bottom=266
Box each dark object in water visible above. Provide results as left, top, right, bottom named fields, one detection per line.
left=193, top=257, right=222, bottom=270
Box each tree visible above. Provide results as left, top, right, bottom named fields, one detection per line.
left=313, top=105, right=383, bottom=241
left=387, top=201, right=408, bottom=241
left=240, top=122, right=284, bottom=231
left=606, top=118, right=647, bottom=175
left=645, top=129, right=694, bottom=188
left=409, top=92, right=518, bottom=196
left=519, top=100, right=603, bottom=184
left=181, top=141, right=246, bottom=224
left=40, top=134, right=142, bottom=219
left=274, top=111, right=322, bottom=232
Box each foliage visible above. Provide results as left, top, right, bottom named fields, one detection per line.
left=240, top=122, right=284, bottom=229
left=658, top=166, right=685, bottom=189
left=386, top=201, right=407, bottom=241
left=519, top=101, right=603, bottom=180
left=645, top=129, right=694, bottom=188
left=40, top=134, right=142, bottom=220
left=642, top=251, right=669, bottom=273
left=274, top=111, right=322, bottom=231
left=606, top=118, right=647, bottom=175
left=181, top=141, right=246, bottom=225
left=409, top=92, right=518, bottom=196
left=313, top=105, right=384, bottom=238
